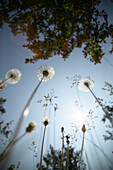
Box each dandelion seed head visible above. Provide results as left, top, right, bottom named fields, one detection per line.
left=78, top=77, right=94, bottom=92
left=42, top=117, right=50, bottom=126
left=5, top=68, right=22, bottom=84
left=38, top=65, right=55, bottom=82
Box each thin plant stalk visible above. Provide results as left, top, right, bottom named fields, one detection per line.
left=65, top=135, right=70, bottom=170
left=12, top=132, right=26, bottom=146
left=80, top=132, right=85, bottom=161
left=23, top=77, right=44, bottom=116
left=53, top=110, right=56, bottom=169
left=0, top=141, right=12, bottom=161
left=66, top=143, right=69, bottom=170
left=88, top=86, right=113, bottom=126
left=54, top=110, right=56, bottom=148
left=0, top=132, right=26, bottom=161
left=5, top=78, right=43, bottom=156
left=80, top=132, right=85, bottom=169
left=85, top=150, right=91, bottom=170
left=82, top=136, right=113, bottom=166
left=0, top=77, right=10, bottom=87
left=13, top=78, right=43, bottom=141
left=33, top=150, right=35, bottom=170
left=60, top=128, right=64, bottom=170
left=40, top=126, right=46, bottom=170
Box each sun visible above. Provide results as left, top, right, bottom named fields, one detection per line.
left=69, top=107, right=86, bottom=124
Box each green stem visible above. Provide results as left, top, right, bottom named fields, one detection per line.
left=2, top=78, right=43, bottom=161
left=40, top=126, right=46, bottom=170
left=0, top=141, right=12, bottom=161
left=0, top=77, right=10, bottom=87
left=88, top=87, right=113, bottom=126
left=60, top=131, right=64, bottom=170
left=54, top=111, right=56, bottom=148
left=66, top=144, right=69, bottom=170
left=12, top=132, right=26, bottom=146
left=80, top=132, right=85, bottom=163
left=82, top=136, right=113, bottom=165
left=11, top=78, right=43, bottom=149
left=0, top=132, right=26, bottom=161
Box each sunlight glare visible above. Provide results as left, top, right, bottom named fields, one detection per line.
left=69, top=108, right=86, bottom=124
left=23, top=107, right=29, bottom=117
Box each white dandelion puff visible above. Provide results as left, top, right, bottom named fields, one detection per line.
left=38, top=65, right=55, bottom=82
left=42, top=117, right=50, bottom=126
left=78, top=77, right=94, bottom=92
left=5, top=68, right=22, bottom=84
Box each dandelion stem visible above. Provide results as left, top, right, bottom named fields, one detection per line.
left=83, top=136, right=113, bottom=166
left=0, top=77, right=10, bottom=87
left=80, top=132, right=85, bottom=162
left=85, top=150, right=91, bottom=170
left=79, top=132, right=85, bottom=170
left=54, top=110, right=56, bottom=148
left=66, top=143, right=69, bottom=170
left=0, top=141, right=12, bottom=161
left=4, top=78, right=43, bottom=159
left=88, top=87, right=113, bottom=126
left=12, top=132, right=26, bottom=146
left=40, top=126, right=46, bottom=170
left=12, top=78, right=43, bottom=143
left=0, top=132, right=26, bottom=161
left=23, top=78, right=43, bottom=117
left=60, top=128, right=64, bottom=170
left=53, top=111, right=56, bottom=169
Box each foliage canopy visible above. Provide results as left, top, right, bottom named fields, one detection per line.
left=0, top=0, right=113, bottom=64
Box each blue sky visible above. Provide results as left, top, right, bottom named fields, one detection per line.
left=0, top=1, right=113, bottom=170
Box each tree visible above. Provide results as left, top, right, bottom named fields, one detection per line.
left=0, top=0, right=113, bottom=64
left=37, top=145, right=86, bottom=170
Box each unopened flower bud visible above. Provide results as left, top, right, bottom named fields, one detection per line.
left=82, top=124, right=87, bottom=133
left=26, top=122, right=36, bottom=133
left=61, top=127, right=64, bottom=132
